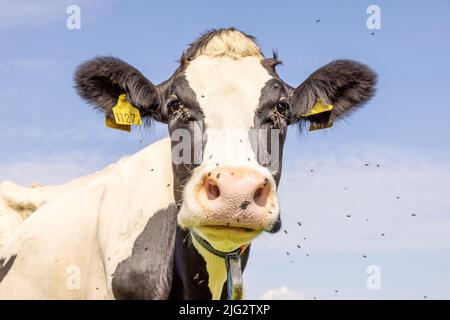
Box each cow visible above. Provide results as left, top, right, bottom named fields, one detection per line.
left=0, top=28, right=376, bottom=299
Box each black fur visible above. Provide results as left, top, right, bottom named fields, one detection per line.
left=74, top=56, right=161, bottom=120
left=253, top=78, right=290, bottom=186
left=251, top=79, right=290, bottom=233
left=289, top=60, right=377, bottom=128
left=261, top=50, right=283, bottom=77
left=112, top=204, right=178, bottom=299
left=165, top=76, right=206, bottom=207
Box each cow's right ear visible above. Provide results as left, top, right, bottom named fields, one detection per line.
left=74, top=56, right=162, bottom=121
left=288, top=60, right=377, bottom=130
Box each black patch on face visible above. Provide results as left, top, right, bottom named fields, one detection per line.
left=0, top=255, right=17, bottom=283
left=165, top=75, right=206, bottom=207
left=249, top=78, right=290, bottom=234
left=251, top=78, right=290, bottom=186
left=112, top=204, right=178, bottom=300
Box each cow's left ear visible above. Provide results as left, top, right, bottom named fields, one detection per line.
left=289, top=60, right=377, bottom=129
left=74, top=56, right=162, bottom=122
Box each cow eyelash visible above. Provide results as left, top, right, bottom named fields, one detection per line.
left=168, top=97, right=182, bottom=114
left=167, top=96, right=192, bottom=121
left=265, top=100, right=290, bottom=129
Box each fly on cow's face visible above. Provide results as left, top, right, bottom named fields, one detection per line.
left=270, top=107, right=288, bottom=131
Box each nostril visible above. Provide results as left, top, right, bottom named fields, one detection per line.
left=254, top=185, right=270, bottom=207
left=205, top=180, right=220, bottom=200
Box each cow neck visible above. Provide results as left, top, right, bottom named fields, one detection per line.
left=191, top=234, right=229, bottom=299
left=170, top=226, right=251, bottom=300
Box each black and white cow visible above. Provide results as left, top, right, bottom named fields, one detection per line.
left=0, top=28, right=376, bottom=299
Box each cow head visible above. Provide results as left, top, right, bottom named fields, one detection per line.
left=75, top=28, right=376, bottom=253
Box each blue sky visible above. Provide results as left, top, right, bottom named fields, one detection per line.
left=1, top=0, right=450, bottom=299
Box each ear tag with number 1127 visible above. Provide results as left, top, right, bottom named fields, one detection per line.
left=106, top=94, right=142, bottom=132
left=112, top=94, right=142, bottom=125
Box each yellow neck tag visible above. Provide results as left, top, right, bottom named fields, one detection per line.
left=106, top=115, right=131, bottom=132
left=301, top=98, right=333, bottom=117
left=112, top=94, right=143, bottom=125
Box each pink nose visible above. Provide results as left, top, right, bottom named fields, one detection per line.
left=203, top=168, right=270, bottom=206
left=195, top=167, right=274, bottom=228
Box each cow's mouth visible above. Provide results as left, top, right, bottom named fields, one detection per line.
left=192, top=225, right=263, bottom=252
left=199, top=225, right=261, bottom=234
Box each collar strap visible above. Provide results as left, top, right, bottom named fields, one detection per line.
left=189, top=228, right=248, bottom=300
left=189, top=228, right=248, bottom=259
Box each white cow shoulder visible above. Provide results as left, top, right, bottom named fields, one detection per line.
left=0, top=137, right=175, bottom=299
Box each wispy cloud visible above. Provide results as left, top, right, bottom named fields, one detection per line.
left=260, top=286, right=303, bottom=300
left=0, top=150, right=108, bottom=185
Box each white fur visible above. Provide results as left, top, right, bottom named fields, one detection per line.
left=0, top=138, right=174, bottom=299
left=192, top=29, right=263, bottom=60
left=0, top=161, right=124, bottom=248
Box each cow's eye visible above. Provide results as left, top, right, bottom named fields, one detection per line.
left=276, top=101, right=289, bottom=114
left=168, top=98, right=182, bottom=114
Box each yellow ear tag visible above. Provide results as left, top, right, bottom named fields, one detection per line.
left=112, top=94, right=143, bottom=126
left=106, top=115, right=131, bottom=132
left=301, top=98, right=334, bottom=131
left=301, top=98, right=333, bottom=117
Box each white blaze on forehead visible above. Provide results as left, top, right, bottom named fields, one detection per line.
left=185, top=55, right=273, bottom=167
left=185, top=55, right=272, bottom=129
